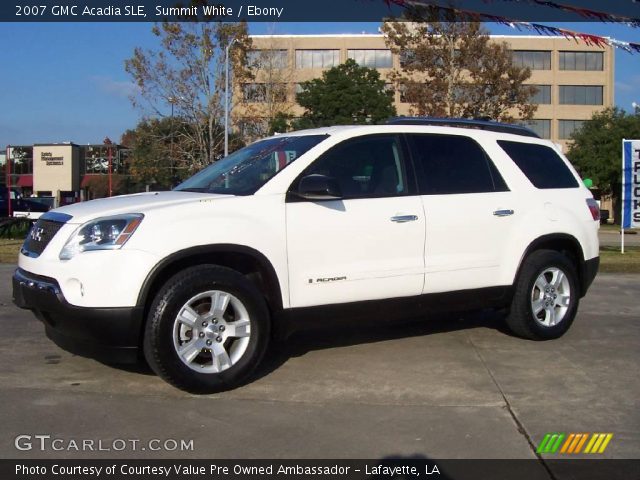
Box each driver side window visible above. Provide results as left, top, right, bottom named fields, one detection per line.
left=296, top=134, right=409, bottom=199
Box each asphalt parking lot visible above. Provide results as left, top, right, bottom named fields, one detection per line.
left=0, top=264, right=638, bottom=471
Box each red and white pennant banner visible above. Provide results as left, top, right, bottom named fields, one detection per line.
left=382, top=0, right=640, bottom=54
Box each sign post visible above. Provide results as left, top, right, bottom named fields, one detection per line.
left=621, top=139, right=640, bottom=253
left=6, top=145, right=11, bottom=218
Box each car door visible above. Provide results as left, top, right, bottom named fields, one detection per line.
left=286, top=134, right=425, bottom=308
left=406, top=133, right=518, bottom=294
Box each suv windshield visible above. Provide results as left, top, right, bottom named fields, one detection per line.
left=174, top=135, right=327, bottom=195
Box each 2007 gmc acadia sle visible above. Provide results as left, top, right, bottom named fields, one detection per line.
left=13, top=119, right=600, bottom=392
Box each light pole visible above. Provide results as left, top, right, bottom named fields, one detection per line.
left=168, top=96, right=176, bottom=188
left=104, top=137, right=113, bottom=197
left=6, top=145, right=11, bottom=218
left=224, top=37, right=237, bottom=157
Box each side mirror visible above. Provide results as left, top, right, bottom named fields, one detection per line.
left=296, top=174, right=342, bottom=200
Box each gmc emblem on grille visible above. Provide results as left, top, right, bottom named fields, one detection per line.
left=30, top=227, right=44, bottom=242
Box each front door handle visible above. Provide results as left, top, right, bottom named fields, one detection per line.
left=391, top=215, right=419, bottom=223
left=493, top=209, right=515, bottom=217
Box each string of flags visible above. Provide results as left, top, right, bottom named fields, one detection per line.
left=382, top=0, right=640, bottom=54
left=486, top=0, right=640, bottom=27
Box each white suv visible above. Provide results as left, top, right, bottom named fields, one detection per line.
left=13, top=119, right=600, bottom=393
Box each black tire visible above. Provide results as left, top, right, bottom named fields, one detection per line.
left=143, top=265, right=270, bottom=393
left=505, top=249, right=580, bottom=340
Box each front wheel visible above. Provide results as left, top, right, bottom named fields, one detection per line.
left=505, top=250, right=579, bottom=340
left=143, top=265, right=270, bottom=393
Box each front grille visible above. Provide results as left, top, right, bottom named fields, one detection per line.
left=22, top=219, right=65, bottom=257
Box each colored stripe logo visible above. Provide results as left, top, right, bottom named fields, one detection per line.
left=537, top=433, right=613, bottom=454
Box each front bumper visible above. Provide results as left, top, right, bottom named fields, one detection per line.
left=12, top=268, right=143, bottom=363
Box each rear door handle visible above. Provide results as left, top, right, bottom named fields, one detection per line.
left=493, top=209, right=514, bottom=217
left=391, top=215, right=419, bottom=223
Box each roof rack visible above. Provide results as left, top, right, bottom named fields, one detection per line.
left=386, top=117, right=540, bottom=138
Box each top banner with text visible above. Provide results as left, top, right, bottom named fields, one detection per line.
left=2, top=0, right=639, bottom=22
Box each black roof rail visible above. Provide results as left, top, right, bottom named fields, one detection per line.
left=386, top=117, right=540, bottom=138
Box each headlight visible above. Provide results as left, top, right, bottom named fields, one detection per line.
left=59, top=214, right=144, bottom=260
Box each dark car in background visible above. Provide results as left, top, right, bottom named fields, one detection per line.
left=0, top=187, right=52, bottom=219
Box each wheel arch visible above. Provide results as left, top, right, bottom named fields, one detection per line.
left=514, top=233, right=589, bottom=296
left=137, top=244, right=284, bottom=321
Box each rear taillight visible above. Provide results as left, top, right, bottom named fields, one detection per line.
left=586, top=198, right=600, bottom=221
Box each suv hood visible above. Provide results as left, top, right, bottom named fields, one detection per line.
left=50, top=191, right=231, bottom=224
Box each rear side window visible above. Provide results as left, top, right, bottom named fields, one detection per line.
left=497, top=140, right=579, bottom=189
left=408, top=134, right=509, bottom=195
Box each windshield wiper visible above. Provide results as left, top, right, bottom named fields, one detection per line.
left=175, top=187, right=208, bottom=192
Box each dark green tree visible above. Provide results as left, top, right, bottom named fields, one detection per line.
left=295, top=59, right=396, bottom=128
left=268, top=112, right=294, bottom=135
left=567, top=107, right=640, bottom=223
left=121, top=117, right=244, bottom=190
left=121, top=117, right=176, bottom=189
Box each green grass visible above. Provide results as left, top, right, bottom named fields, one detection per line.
left=600, top=223, right=639, bottom=235
left=599, top=223, right=619, bottom=232
left=0, top=239, right=22, bottom=264
left=599, top=246, right=640, bottom=273
left=1, top=239, right=638, bottom=273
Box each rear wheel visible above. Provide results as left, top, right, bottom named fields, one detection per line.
left=143, top=265, right=270, bottom=393
left=505, top=250, right=579, bottom=340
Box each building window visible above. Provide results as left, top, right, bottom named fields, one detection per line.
left=347, top=49, right=393, bottom=68
left=82, top=145, right=126, bottom=175
left=520, top=119, right=551, bottom=139
left=238, top=118, right=269, bottom=139
left=399, top=50, right=416, bottom=68
left=7, top=146, right=33, bottom=175
left=271, top=84, right=288, bottom=102
left=558, top=120, right=587, bottom=139
left=243, top=83, right=266, bottom=102
left=295, top=49, right=340, bottom=69
left=400, top=49, right=461, bottom=68
left=242, top=83, right=287, bottom=103
left=559, top=51, right=603, bottom=71
left=559, top=85, right=603, bottom=105
left=512, top=50, right=551, bottom=70
left=247, top=49, right=288, bottom=69
left=529, top=85, right=551, bottom=104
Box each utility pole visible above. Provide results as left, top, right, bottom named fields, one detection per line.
left=224, top=37, right=237, bottom=157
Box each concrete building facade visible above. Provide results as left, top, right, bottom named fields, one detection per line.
left=3, top=143, right=130, bottom=206
left=237, top=34, right=614, bottom=150
left=32, top=144, right=81, bottom=196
